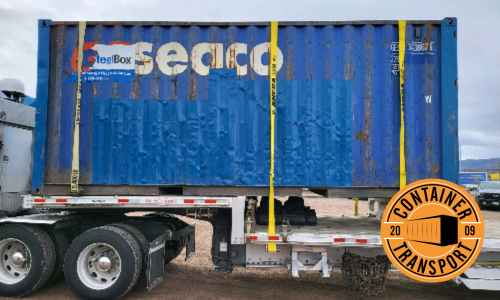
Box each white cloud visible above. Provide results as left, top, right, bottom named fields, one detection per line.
left=0, top=0, right=499, bottom=160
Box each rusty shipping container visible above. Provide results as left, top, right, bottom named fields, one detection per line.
left=31, top=19, right=458, bottom=197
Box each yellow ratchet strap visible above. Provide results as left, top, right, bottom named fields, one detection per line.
left=398, top=20, right=407, bottom=189
left=70, top=21, right=86, bottom=194
left=268, top=21, right=278, bottom=253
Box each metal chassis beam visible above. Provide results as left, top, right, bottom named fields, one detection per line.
left=183, top=186, right=302, bottom=197
left=310, top=187, right=399, bottom=198
left=41, top=184, right=303, bottom=197
left=0, top=213, right=79, bottom=224
left=41, top=185, right=401, bottom=198
left=22, top=195, right=239, bottom=210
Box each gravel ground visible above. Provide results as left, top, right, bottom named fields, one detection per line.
left=3, top=196, right=500, bottom=300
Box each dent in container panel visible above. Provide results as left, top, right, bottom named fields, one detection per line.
left=92, top=69, right=352, bottom=187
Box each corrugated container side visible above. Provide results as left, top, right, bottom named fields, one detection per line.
left=31, top=20, right=458, bottom=193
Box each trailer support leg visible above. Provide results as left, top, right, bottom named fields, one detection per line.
left=354, top=198, right=358, bottom=216
left=289, top=246, right=331, bottom=278
left=291, top=251, right=299, bottom=277
left=321, top=251, right=330, bottom=278
left=368, top=198, right=391, bottom=220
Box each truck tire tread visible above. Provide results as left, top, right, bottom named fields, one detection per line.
left=64, top=226, right=142, bottom=300
left=0, top=224, right=56, bottom=297
left=43, top=227, right=68, bottom=285
left=109, top=223, right=149, bottom=278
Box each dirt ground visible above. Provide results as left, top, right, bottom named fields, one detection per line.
left=4, top=196, right=500, bottom=300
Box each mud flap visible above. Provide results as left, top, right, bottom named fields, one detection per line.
left=146, top=231, right=171, bottom=291
left=185, top=229, right=195, bottom=261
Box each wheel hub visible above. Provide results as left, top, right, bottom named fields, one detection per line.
left=0, top=239, right=31, bottom=284
left=77, top=243, right=121, bottom=289
left=97, top=256, right=112, bottom=272
left=11, top=252, right=26, bottom=267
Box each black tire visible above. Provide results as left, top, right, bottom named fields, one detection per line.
left=64, top=226, right=142, bottom=300
left=305, top=208, right=318, bottom=226
left=43, top=227, right=68, bottom=285
left=0, top=224, right=56, bottom=297
left=284, top=196, right=305, bottom=210
left=109, top=223, right=149, bottom=278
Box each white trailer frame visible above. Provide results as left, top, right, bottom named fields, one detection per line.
left=2, top=194, right=497, bottom=291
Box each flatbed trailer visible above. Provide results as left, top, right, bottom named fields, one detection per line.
left=0, top=195, right=499, bottom=299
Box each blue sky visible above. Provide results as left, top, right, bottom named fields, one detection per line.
left=0, top=0, right=498, bottom=160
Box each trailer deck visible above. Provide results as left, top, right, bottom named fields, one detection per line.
left=251, top=216, right=382, bottom=245
left=255, top=216, right=381, bottom=235
left=253, top=217, right=500, bottom=238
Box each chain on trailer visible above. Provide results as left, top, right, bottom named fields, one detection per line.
left=341, top=251, right=391, bottom=297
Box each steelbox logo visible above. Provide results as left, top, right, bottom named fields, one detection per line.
left=67, top=42, right=135, bottom=83
left=67, top=41, right=285, bottom=83
left=381, top=179, right=484, bottom=282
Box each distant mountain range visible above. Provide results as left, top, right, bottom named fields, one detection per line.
left=461, top=158, right=500, bottom=170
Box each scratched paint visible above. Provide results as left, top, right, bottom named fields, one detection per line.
left=38, top=21, right=447, bottom=188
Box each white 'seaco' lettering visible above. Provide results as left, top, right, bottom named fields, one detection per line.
left=71, top=41, right=284, bottom=76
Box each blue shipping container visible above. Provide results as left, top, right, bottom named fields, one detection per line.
left=32, top=19, right=459, bottom=195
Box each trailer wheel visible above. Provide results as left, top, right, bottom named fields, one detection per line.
left=43, top=227, right=68, bottom=285
left=0, top=224, right=56, bottom=297
left=109, top=223, right=149, bottom=278
left=165, top=241, right=184, bottom=265
left=161, top=222, right=184, bottom=265
left=64, top=226, right=142, bottom=300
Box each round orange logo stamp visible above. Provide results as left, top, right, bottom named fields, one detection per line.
left=381, top=179, right=484, bottom=282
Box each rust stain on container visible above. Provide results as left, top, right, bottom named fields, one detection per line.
left=365, top=36, right=374, bottom=177
left=447, top=111, right=456, bottom=133
left=286, top=46, right=294, bottom=80
left=354, top=130, right=369, bottom=146
left=344, top=41, right=352, bottom=80
left=171, top=76, right=178, bottom=99
left=189, top=68, right=197, bottom=99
